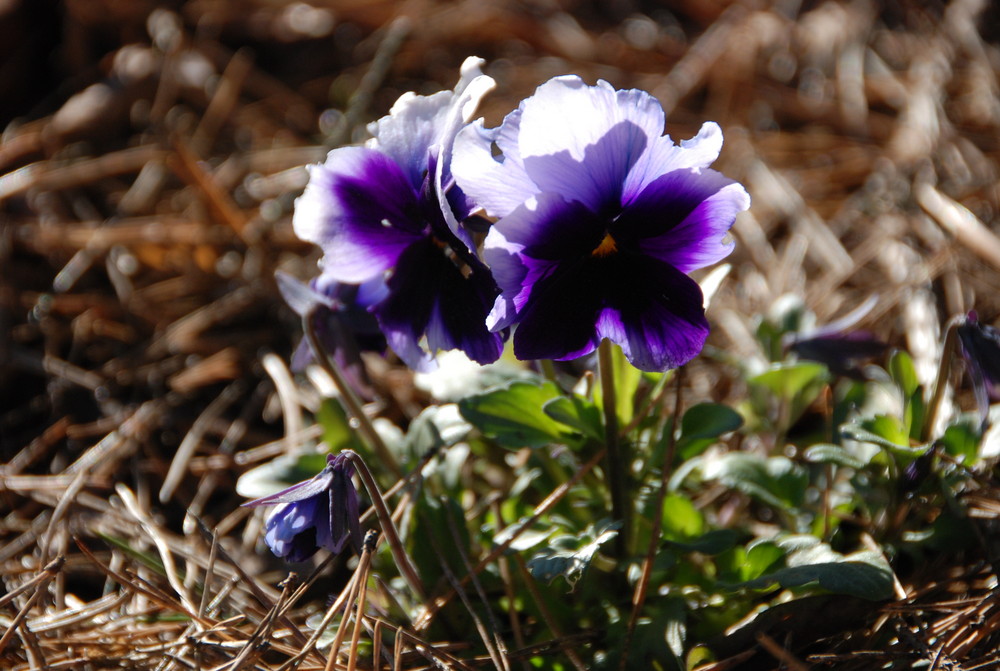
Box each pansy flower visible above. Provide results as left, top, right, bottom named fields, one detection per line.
left=453, top=76, right=750, bottom=371
left=293, top=57, right=505, bottom=371
left=243, top=452, right=361, bottom=562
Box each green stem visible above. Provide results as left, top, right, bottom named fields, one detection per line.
left=540, top=359, right=557, bottom=384
left=598, top=338, right=628, bottom=556
left=303, top=312, right=402, bottom=478
left=619, top=367, right=684, bottom=671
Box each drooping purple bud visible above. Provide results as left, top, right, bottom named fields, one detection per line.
left=243, top=452, right=362, bottom=562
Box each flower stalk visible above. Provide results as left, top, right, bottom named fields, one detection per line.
left=599, top=338, right=628, bottom=556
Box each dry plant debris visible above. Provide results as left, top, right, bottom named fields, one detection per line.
left=3, top=0, right=1000, bottom=669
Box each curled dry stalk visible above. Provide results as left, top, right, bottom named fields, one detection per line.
left=924, top=314, right=965, bottom=443
left=341, top=450, right=428, bottom=603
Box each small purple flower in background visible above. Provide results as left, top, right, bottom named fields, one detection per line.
left=452, top=76, right=750, bottom=371
left=785, top=296, right=888, bottom=377
left=277, top=271, right=387, bottom=396
left=293, top=57, right=504, bottom=371
left=243, top=453, right=361, bottom=562
left=957, top=311, right=1000, bottom=425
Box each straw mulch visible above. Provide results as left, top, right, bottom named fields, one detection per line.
left=3, top=0, right=1000, bottom=669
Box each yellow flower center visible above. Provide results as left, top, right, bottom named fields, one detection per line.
left=591, top=233, right=618, bottom=258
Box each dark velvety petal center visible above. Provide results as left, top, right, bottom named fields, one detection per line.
left=613, top=168, right=734, bottom=245
left=332, top=151, right=426, bottom=237
left=285, top=528, right=319, bottom=562
left=376, top=238, right=503, bottom=366
left=512, top=251, right=709, bottom=371
left=595, top=253, right=710, bottom=371
left=511, top=258, right=605, bottom=362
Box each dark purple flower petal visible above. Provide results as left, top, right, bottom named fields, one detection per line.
left=781, top=297, right=886, bottom=378
left=456, top=76, right=747, bottom=371
left=280, top=271, right=387, bottom=397
left=594, top=255, right=710, bottom=371
left=507, top=258, right=604, bottom=363
left=789, top=332, right=888, bottom=378
left=511, top=253, right=709, bottom=371
left=293, top=147, right=425, bottom=283
left=483, top=193, right=604, bottom=332
left=957, top=311, right=1000, bottom=425
left=376, top=238, right=504, bottom=368
left=617, top=169, right=745, bottom=273
left=243, top=468, right=335, bottom=507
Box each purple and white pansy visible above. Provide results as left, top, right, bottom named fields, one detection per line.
left=452, top=75, right=750, bottom=372
left=292, top=57, right=505, bottom=371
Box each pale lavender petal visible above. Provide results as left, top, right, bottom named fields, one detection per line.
left=517, top=77, right=665, bottom=210
left=243, top=468, right=335, bottom=507
left=275, top=271, right=334, bottom=318
left=452, top=118, right=538, bottom=219
left=367, top=90, right=451, bottom=188
left=433, top=64, right=496, bottom=241
left=622, top=122, right=724, bottom=202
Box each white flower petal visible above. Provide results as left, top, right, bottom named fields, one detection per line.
left=452, top=119, right=538, bottom=219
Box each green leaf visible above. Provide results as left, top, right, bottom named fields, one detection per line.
left=667, top=529, right=739, bottom=555
left=744, top=541, right=785, bottom=580
left=889, top=350, right=919, bottom=399
left=527, top=520, right=620, bottom=587
left=842, top=416, right=925, bottom=455
left=661, top=494, right=704, bottom=541
left=701, top=453, right=808, bottom=509
left=677, top=403, right=744, bottom=460
left=543, top=395, right=603, bottom=442
left=939, top=415, right=981, bottom=463
left=750, top=362, right=829, bottom=402
left=315, top=397, right=362, bottom=453
left=803, top=443, right=865, bottom=469
left=458, top=380, right=578, bottom=448
left=406, top=404, right=471, bottom=457
left=409, top=494, right=471, bottom=581
left=612, top=342, right=643, bottom=428
left=748, top=361, right=830, bottom=430
left=741, top=548, right=894, bottom=601
left=97, top=533, right=168, bottom=577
